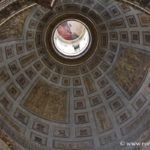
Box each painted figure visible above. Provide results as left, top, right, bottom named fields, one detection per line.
left=57, top=21, right=79, bottom=40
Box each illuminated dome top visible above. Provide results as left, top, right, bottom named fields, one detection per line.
left=53, top=20, right=91, bottom=59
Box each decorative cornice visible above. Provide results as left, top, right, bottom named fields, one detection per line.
left=117, top=0, right=150, bottom=15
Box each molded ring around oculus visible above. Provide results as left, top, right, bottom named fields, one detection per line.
left=44, top=13, right=98, bottom=66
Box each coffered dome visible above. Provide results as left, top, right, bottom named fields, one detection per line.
left=0, top=0, right=150, bottom=150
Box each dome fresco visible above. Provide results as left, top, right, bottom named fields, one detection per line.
left=0, top=0, right=150, bottom=150
left=56, top=20, right=85, bottom=41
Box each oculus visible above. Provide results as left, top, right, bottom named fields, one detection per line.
left=52, top=19, right=91, bottom=59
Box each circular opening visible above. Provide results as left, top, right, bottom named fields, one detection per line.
left=52, top=19, right=91, bottom=59
left=44, top=13, right=98, bottom=65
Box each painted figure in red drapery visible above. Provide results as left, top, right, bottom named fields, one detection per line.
left=57, top=21, right=78, bottom=40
